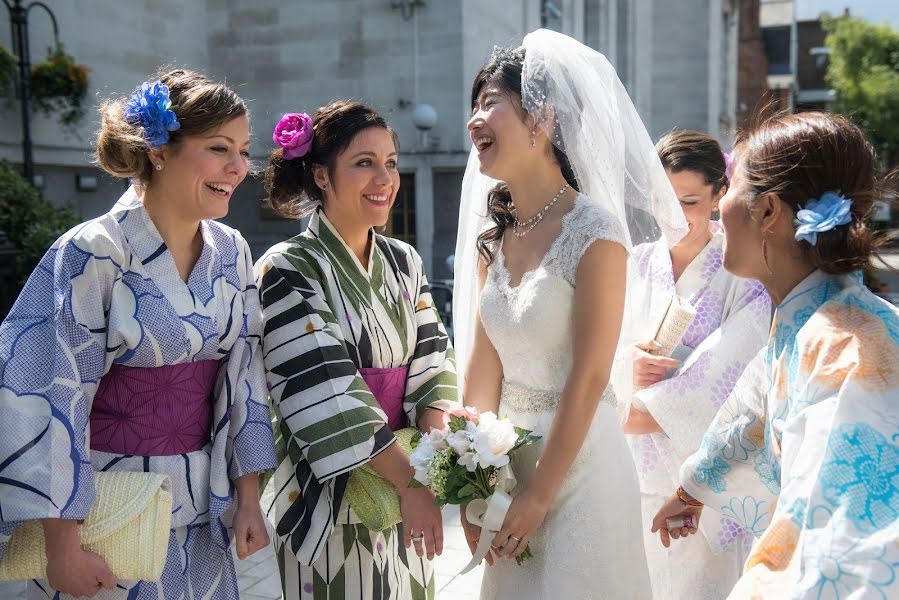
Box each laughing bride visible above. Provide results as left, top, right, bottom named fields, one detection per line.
left=452, top=29, right=689, bottom=599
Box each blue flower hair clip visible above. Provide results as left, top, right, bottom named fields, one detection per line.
left=124, top=80, right=181, bottom=148
left=793, top=191, right=853, bottom=246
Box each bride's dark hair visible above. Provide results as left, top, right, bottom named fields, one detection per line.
left=470, top=46, right=579, bottom=265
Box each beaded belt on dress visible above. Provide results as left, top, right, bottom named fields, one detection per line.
left=500, top=379, right=616, bottom=413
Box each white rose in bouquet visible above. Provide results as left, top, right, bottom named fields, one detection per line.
left=457, top=449, right=479, bottom=472
left=446, top=423, right=475, bottom=455
left=409, top=428, right=449, bottom=485
left=471, top=412, right=518, bottom=469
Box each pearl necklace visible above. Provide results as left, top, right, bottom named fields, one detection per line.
left=511, top=184, right=569, bottom=238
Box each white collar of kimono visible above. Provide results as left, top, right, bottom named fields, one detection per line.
left=648, top=220, right=723, bottom=295
left=776, top=268, right=839, bottom=311
left=309, top=209, right=377, bottom=276
left=767, top=268, right=835, bottom=364
left=110, top=185, right=218, bottom=265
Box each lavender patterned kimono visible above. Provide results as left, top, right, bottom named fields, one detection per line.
left=625, top=224, right=771, bottom=599
left=0, top=187, right=277, bottom=599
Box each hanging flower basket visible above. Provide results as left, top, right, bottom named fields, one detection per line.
left=0, top=44, right=16, bottom=107
left=30, top=43, right=89, bottom=127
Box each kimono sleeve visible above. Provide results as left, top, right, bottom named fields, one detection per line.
left=222, top=235, right=278, bottom=481
left=403, top=247, right=458, bottom=425
left=640, top=278, right=771, bottom=461
left=679, top=350, right=779, bottom=538
left=0, top=234, right=112, bottom=549
left=763, top=304, right=899, bottom=598
left=257, top=250, right=393, bottom=483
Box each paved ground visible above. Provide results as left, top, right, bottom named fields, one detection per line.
left=0, top=506, right=483, bottom=599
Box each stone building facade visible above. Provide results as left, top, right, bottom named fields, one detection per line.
left=1, top=0, right=743, bottom=279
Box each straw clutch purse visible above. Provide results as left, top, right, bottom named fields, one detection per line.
left=345, top=428, right=418, bottom=532
left=0, top=471, right=173, bottom=582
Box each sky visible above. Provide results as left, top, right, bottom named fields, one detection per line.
left=798, top=0, right=899, bottom=28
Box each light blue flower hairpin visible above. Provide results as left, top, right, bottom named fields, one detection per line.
left=124, top=80, right=181, bottom=148
left=793, top=191, right=853, bottom=246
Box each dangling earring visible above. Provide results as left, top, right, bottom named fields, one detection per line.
left=762, top=235, right=774, bottom=275
left=531, top=129, right=537, bottom=148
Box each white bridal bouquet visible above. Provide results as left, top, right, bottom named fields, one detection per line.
left=408, top=407, right=541, bottom=567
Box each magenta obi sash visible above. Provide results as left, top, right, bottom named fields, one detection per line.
left=89, top=360, right=219, bottom=456
left=359, top=366, right=408, bottom=431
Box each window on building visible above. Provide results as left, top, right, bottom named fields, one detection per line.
left=541, top=0, right=563, bottom=31
left=616, top=0, right=633, bottom=93
left=762, top=26, right=791, bottom=74
left=584, top=0, right=601, bottom=50
left=385, top=173, right=416, bottom=247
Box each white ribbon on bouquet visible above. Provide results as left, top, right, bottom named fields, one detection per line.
left=458, top=464, right=518, bottom=575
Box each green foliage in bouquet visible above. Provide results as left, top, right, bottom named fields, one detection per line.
left=30, top=43, right=89, bottom=128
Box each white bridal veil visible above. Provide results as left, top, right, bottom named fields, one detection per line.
left=452, top=29, right=688, bottom=411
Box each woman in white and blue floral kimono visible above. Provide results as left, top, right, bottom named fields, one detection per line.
left=621, top=131, right=771, bottom=599
left=653, top=112, right=899, bottom=599
left=0, top=70, right=277, bottom=599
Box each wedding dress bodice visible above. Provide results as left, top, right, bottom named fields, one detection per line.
left=476, top=195, right=652, bottom=600
left=479, top=195, right=627, bottom=395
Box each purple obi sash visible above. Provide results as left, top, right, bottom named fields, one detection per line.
left=90, top=360, right=219, bottom=456
left=359, top=366, right=408, bottom=431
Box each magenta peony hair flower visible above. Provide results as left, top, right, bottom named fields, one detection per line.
left=273, top=113, right=314, bottom=160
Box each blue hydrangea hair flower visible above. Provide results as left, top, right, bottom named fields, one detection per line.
left=793, top=191, right=853, bottom=246
left=123, top=80, right=181, bottom=148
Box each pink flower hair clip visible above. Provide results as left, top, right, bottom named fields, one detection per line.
left=273, top=113, right=314, bottom=160
left=723, top=150, right=735, bottom=181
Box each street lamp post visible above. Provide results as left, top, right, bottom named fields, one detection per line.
left=3, top=0, right=60, bottom=185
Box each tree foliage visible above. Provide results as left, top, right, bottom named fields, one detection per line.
left=824, top=15, right=899, bottom=166
left=0, top=161, right=81, bottom=284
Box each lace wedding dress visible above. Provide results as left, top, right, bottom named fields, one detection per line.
left=478, top=196, right=652, bottom=600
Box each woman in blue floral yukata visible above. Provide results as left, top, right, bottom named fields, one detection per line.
left=653, top=112, right=899, bottom=599
left=0, top=69, right=277, bottom=599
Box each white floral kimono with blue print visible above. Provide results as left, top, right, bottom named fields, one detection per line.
left=0, top=187, right=278, bottom=599
left=679, top=270, right=899, bottom=599
left=625, top=224, right=772, bottom=599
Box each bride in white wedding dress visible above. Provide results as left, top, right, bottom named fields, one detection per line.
left=452, top=30, right=688, bottom=599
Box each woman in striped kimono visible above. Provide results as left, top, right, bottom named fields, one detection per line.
left=256, top=102, right=457, bottom=600
left=621, top=131, right=771, bottom=599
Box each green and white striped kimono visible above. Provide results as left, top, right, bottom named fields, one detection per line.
left=256, top=209, right=457, bottom=600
